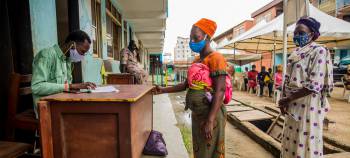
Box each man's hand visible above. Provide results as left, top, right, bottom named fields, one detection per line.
left=69, top=82, right=96, bottom=90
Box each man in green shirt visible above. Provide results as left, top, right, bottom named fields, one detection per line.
left=31, top=30, right=96, bottom=116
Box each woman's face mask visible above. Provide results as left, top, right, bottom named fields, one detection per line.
left=69, top=48, right=85, bottom=62
left=293, top=32, right=311, bottom=48
left=189, top=35, right=207, bottom=53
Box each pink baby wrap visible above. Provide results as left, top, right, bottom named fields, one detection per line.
left=187, top=63, right=232, bottom=104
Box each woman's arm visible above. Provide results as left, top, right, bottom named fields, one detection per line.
left=279, top=87, right=313, bottom=114
left=204, top=75, right=226, bottom=139
left=280, top=87, right=313, bottom=104
left=156, top=81, right=188, bottom=94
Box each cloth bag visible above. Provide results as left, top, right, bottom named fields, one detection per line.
left=143, top=130, right=168, bottom=156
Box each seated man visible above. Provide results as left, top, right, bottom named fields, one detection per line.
left=243, top=67, right=249, bottom=91
left=248, top=65, right=258, bottom=93
left=31, top=30, right=96, bottom=116
left=257, top=66, right=273, bottom=97
left=120, top=40, right=148, bottom=84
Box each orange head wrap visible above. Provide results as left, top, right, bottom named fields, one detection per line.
left=194, top=18, right=217, bottom=38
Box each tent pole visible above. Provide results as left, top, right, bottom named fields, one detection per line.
left=234, top=43, right=236, bottom=60
left=273, top=31, right=277, bottom=72
left=256, top=38, right=261, bottom=69
left=282, top=0, right=288, bottom=93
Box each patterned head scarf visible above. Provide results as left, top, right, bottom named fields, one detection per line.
left=194, top=18, right=217, bottom=37
left=296, top=16, right=321, bottom=40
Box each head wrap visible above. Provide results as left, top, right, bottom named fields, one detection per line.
left=296, top=16, right=321, bottom=40
left=194, top=18, right=217, bottom=37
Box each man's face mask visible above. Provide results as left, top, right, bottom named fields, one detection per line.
left=69, top=43, right=85, bottom=62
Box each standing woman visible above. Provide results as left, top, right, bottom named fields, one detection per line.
left=156, top=18, right=227, bottom=158
left=279, top=17, right=333, bottom=158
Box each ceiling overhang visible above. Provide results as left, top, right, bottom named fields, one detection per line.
left=117, top=0, right=167, bottom=53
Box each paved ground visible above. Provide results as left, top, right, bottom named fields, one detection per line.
left=142, top=94, right=189, bottom=158
left=168, top=91, right=274, bottom=158
left=232, top=87, right=350, bottom=147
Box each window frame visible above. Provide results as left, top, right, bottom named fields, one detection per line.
left=91, top=0, right=102, bottom=58
left=105, top=0, right=122, bottom=59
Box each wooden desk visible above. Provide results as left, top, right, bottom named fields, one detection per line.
left=38, top=85, right=153, bottom=158
left=107, top=73, right=135, bottom=84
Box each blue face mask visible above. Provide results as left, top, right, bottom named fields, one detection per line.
left=189, top=36, right=207, bottom=53
left=293, top=32, right=310, bottom=47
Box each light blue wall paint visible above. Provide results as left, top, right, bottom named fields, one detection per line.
left=82, top=58, right=103, bottom=84
left=29, top=0, right=58, bottom=55
left=275, top=53, right=283, bottom=65
left=110, top=60, right=121, bottom=73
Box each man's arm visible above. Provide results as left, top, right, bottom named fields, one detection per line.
left=31, top=55, right=66, bottom=96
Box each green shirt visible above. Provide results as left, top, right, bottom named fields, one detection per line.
left=31, top=44, right=72, bottom=114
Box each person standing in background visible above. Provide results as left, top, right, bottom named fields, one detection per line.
left=243, top=67, right=249, bottom=91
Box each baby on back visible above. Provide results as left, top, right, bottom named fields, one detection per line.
left=187, top=63, right=232, bottom=104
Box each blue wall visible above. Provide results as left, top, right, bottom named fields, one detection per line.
left=29, top=0, right=58, bottom=55
left=275, top=53, right=283, bottom=65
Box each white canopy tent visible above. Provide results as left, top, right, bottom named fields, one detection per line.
left=215, top=38, right=263, bottom=66
left=221, top=5, right=350, bottom=53
left=225, top=53, right=262, bottom=66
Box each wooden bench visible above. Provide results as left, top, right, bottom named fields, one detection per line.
left=5, top=73, right=38, bottom=140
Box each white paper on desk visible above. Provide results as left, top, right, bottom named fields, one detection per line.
left=90, top=86, right=119, bottom=93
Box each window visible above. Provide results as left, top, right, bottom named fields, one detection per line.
left=106, top=1, right=122, bottom=59
left=264, top=13, right=272, bottom=21
left=105, top=0, right=122, bottom=59
left=91, top=0, right=102, bottom=57
left=124, top=21, right=128, bottom=47
left=112, top=23, right=122, bottom=60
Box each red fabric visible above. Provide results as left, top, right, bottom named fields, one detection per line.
left=224, top=74, right=233, bottom=104
left=248, top=70, right=258, bottom=88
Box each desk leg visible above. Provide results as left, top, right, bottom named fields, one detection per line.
left=38, top=101, right=54, bottom=158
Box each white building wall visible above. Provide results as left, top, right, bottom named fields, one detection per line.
left=174, top=37, right=193, bottom=63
